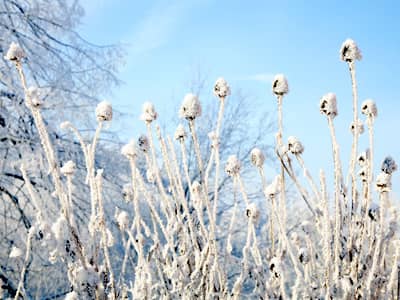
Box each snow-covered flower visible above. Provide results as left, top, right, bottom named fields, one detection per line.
left=300, top=220, right=313, bottom=235
left=320, top=93, right=338, bottom=117
left=287, top=136, right=304, bottom=155
left=95, top=101, right=112, bottom=122
left=264, top=175, right=281, bottom=198
left=357, top=150, right=370, bottom=167
left=140, top=102, right=158, bottom=123
left=246, top=203, right=260, bottom=223
left=213, top=77, right=230, bottom=98
left=137, top=135, right=149, bottom=153
left=269, top=257, right=282, bottom=278
left=179, top=93, right=202, bottom=120
left=225, top=155, right=241, bottom=177
left=191, top=180, right=202, bottom=194
left=116, top=210, right=129, bottom=231
left=9, top=246, right=23, bottom=258
left=340, top=39, right=362, bottom=62
left=349, top=119, right=364, bottom=135
left=358, top=166, right=368, bottom=182
left=368, top=203, right=379, bottom=221
left=122, top=183, right=134, bottom=202
left=361, top=99, right=378, bottom=118
left=376, top=172, right=392, bottom=192
left=272, top=74, right=289, bottom=96
left=174, top=124, right=186, bottom=141
left=381, top=156, right=397, bottom=174
left=121, top=140, right=139, bottom=159
left=60, top=160, right=76, bottom=176
left=298, top=247, right=310, bottom=264
left=26, top=87, right=43, bottom=108
left=250, top=148, right=265, bottom=168
left=4, top=42, right=25, bottom=62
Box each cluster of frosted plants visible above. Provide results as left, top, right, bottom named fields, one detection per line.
left=3, top=39, right=399, bottom=299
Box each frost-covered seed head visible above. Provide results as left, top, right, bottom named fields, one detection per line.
left=208, top=131, right=219, bottom=148
left=225, top=155, right=241, bottom=177
left=137, top=135, right=149, bottom=153
left=361, top=99, right=378, bottom=118
left=213, top=77, right=230, bottom=98
left=272, top=74, right=289, bottom=96
left=357, top=150, right=370, bottom=167
left=269, top=257, right=282, bottom=278
left=179, top=93, right=202, bottom=120
left=250, top=148, right=265, bottom=168
left=350, top=119, right=364, bottom=135
left=140, top=102, right=158, bottom=123
left=191, top=180, right=202, bottom=194
left=287, top=136, right=304, bottom=155
left=116, top=210, right=129, bottom=230
left=298, top=247, right=310, bottom=264
left=358, top=166, right=368, bottom=182
left=65, top=291, right=78, bottom=300
left=174, top=124, right=186, bottom=141
left=26, top=87, right=43, bottom=108
left=340, top=39, right=362, bottom=62
left=146, top=168, right=156, bottom=183
left=61, top=160, right=76, bottom=176
left=320, top=93, right=338, bottom=117
left=5, top=42, right=25, bottom=62
left=122, top=183, right=134, bottom=202
left=264, top=175, right=282, bottom=198
left=246, top=203, right=260, bottom=223
left=381, top=156, right=397, bottom=174
left=9, top=246, right=23, bottom=258
left=375, top=172, right=392, bottom=192
left=121, top=140, right=139, bottom=159
left=95, top=101, right=113, bottom=122
left=290, top=232, right=301, bottom=246
left=300, top=220, right=313, bottom=235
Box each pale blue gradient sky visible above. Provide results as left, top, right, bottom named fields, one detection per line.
left=78, top=0, right=400, bottom=197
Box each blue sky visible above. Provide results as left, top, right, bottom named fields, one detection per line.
left=78, top=0, right=400, bottom=197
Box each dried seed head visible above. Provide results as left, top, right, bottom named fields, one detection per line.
left=179, top=93, right=202, bottom=120
left=246, top=203, right=260, bottom=223
left=213, top=77, right=231, bottom=98
left=95, top=101, right=113, bottom=122
left=376, top=172, right=392, bottom=192
left=26, top=87, right=43, bottom=108
left=287, top=136, right=304, bottom=155
left=116, top=210, right=129, bottom=231
left=208, top=131, right=219, bottom=148
left=122, top=183, right=134, bottom=202
left=250, top=148, right=265, bottom=168
left=121, top=140, right=139, bottom=159
left=358, top=166, right=368, bottom=182
left=60, top=160, right=76, bottom=176
left=381, top=156, right=397, bottom=174
left=269, top=257, right=282, bottom=278
left=225, top=155, right=241, bottom=177
left=174, top=124, right=186, bottom=141
left=264, top=175, right=282, bottom=198
left=272, top=74, right=289, bottom=96
left=191, top=180, right=202, bottom=194
left=65, top=291, right=78, bottom=300
left=137, top=135, right=149, bottom=153
left=357, top=150, right=370, bottom=167
left=140, top=102, right=158, bottom=123
left=146, top=168, right=156, bottom=183
left=5, top=42, right=25, bottom=62
left=320, top=93, right=338, bottom=117
left=340, top=39, right=362, bottom=62
left=9, top=246, right=23, bottom=258
left=350, top=119, right=364, bottom=135
left=300, top=220, right=313, bottom=235
left=361, top=99, right=378, bottom=118
left=298, top=247, right=310, bottom=264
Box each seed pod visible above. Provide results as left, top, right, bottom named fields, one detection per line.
left=320, top=93, right=338, bottom=117
left=179, top=93, right=202, bottom=120
left=361, top=99, right=378, bottom=118
left=140, top=102, right=158, bottom=123
left=250, top=148, right=265, bottom=168
left=213, top=77, right=230, bottom=98
left=272, top=74, right=289, bottom=96
left=340, top=39, right=362, bottom=62
left=225, top=155, right=241, bottom=177
left=287, top=136, right=304, bottom=155
left=95, top=101, right=113, bottom=122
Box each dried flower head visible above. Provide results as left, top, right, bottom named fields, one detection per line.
left=225, top=155, right=241, bottom=177
left=287, top=136, right=304, bottom=155
left=179, top=93, right=202, bottom=120
left=381, top=156, right=397, bottom=174
left=9, top=246, right=23, bottom=258
left=320, top=93, right=338, bottom=117
left=60, top=160, right=76, bottom=176
left=250, top=148, right=265, bottom=168
left=95, top=101, right=113, bottom=122
left=358, top=166, right=368, bottom=182
left=116, top=210, right=130, bottom=231
left=298, top=247, right=310, bottom=264
left=213, top=77, right=231, bottom=98
left=246, top=203, right=260, bottom=223
left=376, top=172, right=392, bottom=192
left=340, top=39, right=362, bottom=62
left=122, top=183, right=134, bottom=201
left=368, top=203, right=379, bottom=221
left=361, top=99, right=378, bottom=118
left=350, top=119, right=364, bottom=135
left=137, top=135, right=149, bottom=153
left=272, top=74, right=289, bottom=96
left=264, top=175, right=281, bottom=198
left=5, top=42, right=25, bottom=62
left=174, top=124, right=186, bottom=141
left=121, top=140, right=139, bottom=159
left=357, top=150, right=370, bottom=167
left=26, top=87, right=43, bottom=108
left=140, top=102, right=158, bottom=123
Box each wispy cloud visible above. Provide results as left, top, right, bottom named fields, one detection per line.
left=237, top=73, right=275, bottom=83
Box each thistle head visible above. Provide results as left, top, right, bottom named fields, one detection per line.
left=179, top=93, right=202, bottom=121
left=246, top=203, right=260, bottom=223
left=95, top=101, right=113, bottom=122
left=381, top=156, right=397, bottom=175
left=4, top=42, right=25, bottom=62
left=225, top=155, right=241, bottom=177
left=140, top=102, right=158, bottom=123
left=340, top=39, right=362, bottom=62
left=250, top=148, right=265, bottom=168
left=121, top=140, right=139, bottom=159
left=361, top=99, right=378, bottom=118
left=60, top=160, right=76, bottom=176
left=349, top=119, right=364, bottom=135
left=272, top=74, right=289, bottom=96
left=213, top=77, right=230, bottom=98
left=26, top=87, right=43, bottom=108
left=287, top=136, right=304, bottom=155
left=174, top=124, right=186, bottom=142
left=320, top=93, right=338, bottom=117
left=264, top=175, right=281, bottom=198
left=376, top=172, right=392, bottom=192
left=137, top=135, right=149, bottom=153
